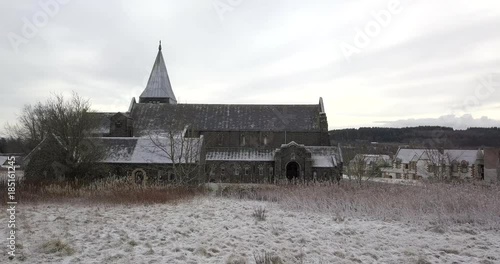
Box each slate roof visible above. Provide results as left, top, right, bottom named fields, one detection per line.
left=206, top=148, right=275, bottom=161
left=396, top=148, right=480, bottom=165
left=395, top=149, right=428, bottom=163
left=139, top=43, right=177, bottom=103
left=444, top=150, right=481, bottom=164
left=131, top=103, right=321, bottom=136
left=205, top=146, right=341, bottom=168
left=95, top=137, right=202, bottom=164
left=306, top=146, right=342, bottom=168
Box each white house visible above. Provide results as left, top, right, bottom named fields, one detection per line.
left=381, top=148, right=483, bottom=180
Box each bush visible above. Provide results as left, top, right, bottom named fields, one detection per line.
left=40, top=239, right=75, bottom=256
left=252, top=207, right=267, bottom=221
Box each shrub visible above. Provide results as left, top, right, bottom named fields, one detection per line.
left=40, top=239, right=75, bottom=256
left=252, top=207, right=267, bottom=221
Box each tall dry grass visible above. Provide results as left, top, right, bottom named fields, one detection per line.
left=1, top=177, right=205, bottom=205
left=217, top=181, right=500, bottom=229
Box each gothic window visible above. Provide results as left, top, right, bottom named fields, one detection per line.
left=241, top=135, right=246, bottom=146
left=244, top=166, right=250, bottom=176
left=258, top=165, right=264, bottom=176
left=220, top=165, right=225, bottom=175
left=263, top=135, right=268, bottom=146
left=234, top=165, right=240, bottom=176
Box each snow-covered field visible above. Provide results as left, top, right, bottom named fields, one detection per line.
left=2, top=197, right=499, bottom=264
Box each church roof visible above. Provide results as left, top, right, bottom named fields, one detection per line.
left=139, top=42, right=177, bottom=103
left=95, top=137, right=202, bottom=164
left=206, top=148, right=275, bottom=161
left=306, top=146, right=342, bottom=168
left=131, top=103, right=322, bottom=135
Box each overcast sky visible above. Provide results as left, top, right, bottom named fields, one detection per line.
left=1, top=0, right=500, bottom=134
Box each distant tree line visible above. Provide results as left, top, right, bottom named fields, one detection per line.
left=330, top=126, right=500, bottom=148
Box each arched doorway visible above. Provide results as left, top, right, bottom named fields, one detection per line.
left=131, top=168, right=147, bottom=185
left=286, top=161, right=300, bottom=180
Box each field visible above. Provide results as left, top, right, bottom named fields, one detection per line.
left=1, top=181, right=500, bottom=263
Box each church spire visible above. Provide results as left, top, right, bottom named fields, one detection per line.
left=139, top=42, right=177, bottom=104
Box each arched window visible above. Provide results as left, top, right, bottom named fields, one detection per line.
left=263, top=135, right=268, bottom=146
left=258, top=165, right=264, bottom=176
left=244, top=166, right=250, bottom=176
left=234, top=165, right=240, bottom=176
left=241, top=135, right=246, bottom=146
left=220, top=165, right=225, bottom=175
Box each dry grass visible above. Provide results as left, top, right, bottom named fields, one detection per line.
left=217, top=181, right=500, bottom=228
left=1, top=177, right=205, bottom=205
left=253, top=251, right=283, bottom=264
left=39, top=239, right=75, bottom=256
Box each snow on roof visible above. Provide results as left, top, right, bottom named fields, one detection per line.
left=351, top=154, right=391, bottom=164
left=396, top=148, right=480, bottom=164
left=206, top=149, right=274, bottom=161
left=444, top=150, right=480, bottom=164
left=97, top=137, right=202, bottom=164
left=395, top=149, right=427, bottom=163
left=306, top=146, right=341, bottom=168
left=205, top=146, right=341, bottom=168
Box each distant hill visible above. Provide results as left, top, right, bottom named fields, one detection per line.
left=329, top=126, right=500, bottom=148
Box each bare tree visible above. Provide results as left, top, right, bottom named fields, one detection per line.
left=148, top=122, right=204, bottom=185
left=347, top=154, right=364, bottom=185
left=424, top=149, right=461, bottom=181
left=6, top=102, right=47, bottom=151
left=348, top=154, right=390, bottom=185
left=12, top=93, right=105, bottom=182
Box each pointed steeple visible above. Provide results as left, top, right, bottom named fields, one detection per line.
left=139, top=41, right=177, bottom=104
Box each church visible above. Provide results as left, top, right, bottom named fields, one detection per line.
left=93, top=42, right=343, bottom=184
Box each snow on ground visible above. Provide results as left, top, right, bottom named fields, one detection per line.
left=2, top=197, right=499, bottom=264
